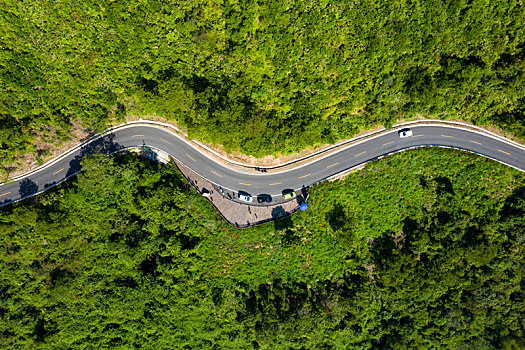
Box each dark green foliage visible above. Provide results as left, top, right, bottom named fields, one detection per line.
left=0, top=148, right=524, bottom=348
left=1, top=0, right=525, bottom=176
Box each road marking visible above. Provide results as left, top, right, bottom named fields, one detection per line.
left=411, top=134, right=424, bottom=138
left=132, top=135, right=144, bottom=137
left=160, top=138, right=171, bottom=145
left=299, top=174, right=311, bottom=179
left=269, top=182, right=282, bottom=186
left=211, top=170, right=222, bottom=177
left=0, top=192, right=11, bottom=197
left=498, top=149, right=511, bottom=155
left=238, top=182, right=252, bottom=186
left=441, top=135, right=453, bottom=138
left=53, top=168, right=64, bottom=175
left=470, top=140, right=482, bottom=145
left=186, top=153, right=196, bottom=162
left=354, top=151, right=366, bottom=157
left=326, top=162, right=339, bottom=168
left=382, top=141, right=394, bottom=146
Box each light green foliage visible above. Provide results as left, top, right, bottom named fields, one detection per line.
left=1, top=0, right=525, bottom=176
left=0, top=149, right=524, bottom=348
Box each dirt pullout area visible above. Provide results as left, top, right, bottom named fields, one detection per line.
left=173, top=157, right=303, bottom=228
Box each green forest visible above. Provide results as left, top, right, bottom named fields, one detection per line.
left=1, top=148, right=524, bottom=349
left=1, top=0, right=525, bottom=176
left=1, top=0, right=525, bottom=348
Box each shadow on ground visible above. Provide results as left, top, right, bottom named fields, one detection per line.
left=18, top=178, right=39, bottom=198
left=66, top=133, right=125, bottom=177
left=0, top=133, right=127, bottom=209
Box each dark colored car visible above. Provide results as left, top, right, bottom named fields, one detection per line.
left=257, top=194, right=272, bottom=203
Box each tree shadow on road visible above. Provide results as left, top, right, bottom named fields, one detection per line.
left=66, top=133, right=125, bottom=178
left=18, top=178, right=39, bottom=198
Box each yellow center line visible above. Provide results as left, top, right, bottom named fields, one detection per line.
left=498, top=149, right=511, bottom=155
left=186, top=154, right=196, bottom=162
left=411, top=134, right=424, bottom=138
left=354, top=151, right=366, bottom=157
left=470, top=140, right=482, bottom=145
left=238, top=182, right=252, bottom=186
left=298, top=174, right=311, bottom=179
left=382, top=141, right=394, bottom=146
left=268, top=182, right=282, bottom=186
left=211, top=170, right=222, bottom=177
left=0, top=192, right=11, bottom=197
left=53, top=168, right=64, bottom=175
left=326, top=162, right=339, bottom=168
left=160, top=139, right=171, bottom=145
left=441, top=135, right=453, bottom=138
left=132, top=135, right=144, bottom=137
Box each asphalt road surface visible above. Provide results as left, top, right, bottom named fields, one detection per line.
left=1, top=124, right=524, bottom=208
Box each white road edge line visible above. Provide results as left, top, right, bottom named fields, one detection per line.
left=1, top=120, right=524, bottom=188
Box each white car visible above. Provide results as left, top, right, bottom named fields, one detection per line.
left=238, top=191, right=253, bottom=203
left=398, top=128, right=413, bottom=138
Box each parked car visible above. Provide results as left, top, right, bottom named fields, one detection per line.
left=398, top=128, right=413, bottom=138
left=257, top=194, right=272, bottom=203
left=282, top=189, right=296, bottom=200
left=238, top=191, right=253, bottom=203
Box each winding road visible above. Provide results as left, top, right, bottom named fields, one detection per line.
left=1, top=122, right=524, bottom=208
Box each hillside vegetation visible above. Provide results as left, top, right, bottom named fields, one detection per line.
left=1, top=148, right=524, bottom=348
left=1, top=0, right=525, bottom=176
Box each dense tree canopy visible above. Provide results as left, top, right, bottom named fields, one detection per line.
left=1, top=0, right=525, bottom=177
left=0, top=149, right=524, bottom=348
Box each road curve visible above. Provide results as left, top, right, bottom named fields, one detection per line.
left=1, top=123, right=524, bottom=208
